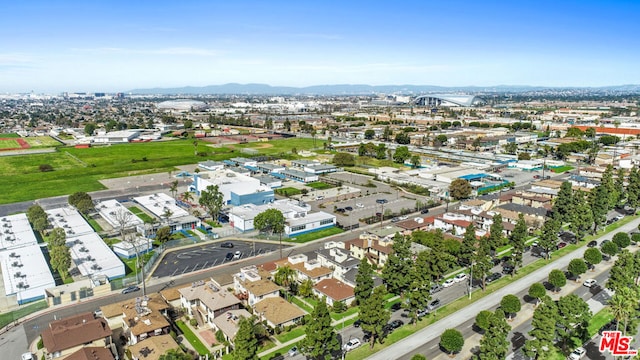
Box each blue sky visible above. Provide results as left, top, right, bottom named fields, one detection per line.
left=1, top=0, right=639, bottom=92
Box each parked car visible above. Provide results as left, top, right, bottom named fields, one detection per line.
left=390, top=302, right=403, bottom=312
left=427, top=299, right=441, bottom=311
left=345, top=206, right=353, bottom=211
left=376, top=199, right=388, bottom=204
left=398, top=215, right=408, bottom=221
left=121, top=285, right=140, bottom=294
left=315, top=195, right=324, bottom=200
left=454, top=273, right=468, bottom=283
left=486, top=272, right=502, bottom=283
left=343, top=338, right=361, bottom=351
left=362, top=331, right=371, bottom=343
left=568, top=347, right=586, bottom=360
left=93, top=309, right=103, bottom=318
left=225, top=252, right=234, bottom=261
left=386, top=319, right=404, bottom=331
left=220, top=242, right=234, bottom=248
left=502, top=264, right=515, bottom=274
left=429, top=284, right=443, bottom=294
left=233, top=251, right=242, bottom=260
left=287, top=346, right=298, bottom=357
left=22, top=353, right=34, bottom=360
left=587, top=240, right=598, bottom=247
left=353, top=319, right=361, bottom=328
left=420, top=208, right=430, bottom=214
left=336, top=208, right=346, bottom=213
left=356, top=203, right=364, bottom=208
left=583, top=279, right=597, bottom=288
left=417, top=308, right=429, bottom=318
left=615, top=214, right=624, bottom=221
left=556, top=242, right=568, bottom=249
left=533, top=175, right=541, bottom=179
left=442, top=279, right=455, bottom=288
left=391, top=217, right=400, bottom=222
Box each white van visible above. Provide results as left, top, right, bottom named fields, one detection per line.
left=22, top=353, right=34, bottom=360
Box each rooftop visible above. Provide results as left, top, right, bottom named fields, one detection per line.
left=313, top=278, right=355, bottom=301
left=0, top=213, right=38, bottom=250
left=128, top=335, right=180, bottom=360
left=254, top=297, right=306, bottom=326
left=41, top=312, right=112, bottom=353
left=65, top=347, right=114, bottom=360
left=178, top=281, right=241, bottom=311
left=133, top=193, right=190, bottom=219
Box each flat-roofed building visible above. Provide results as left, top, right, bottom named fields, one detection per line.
left=47, top=206, right=95, bottom=237
left=66, top=232, right=125, bottom=279
left=191, top=169, right=274, bottom=206
left=133, top=193, right=200, bottom=235
left=0, top=213, right=38, bottom=250
left=0, top=243, right=55, bottom=304
left=95, top=199, right=143, bottom=229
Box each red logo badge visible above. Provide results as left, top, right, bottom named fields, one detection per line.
left=600, top=331, right=637, bottom=356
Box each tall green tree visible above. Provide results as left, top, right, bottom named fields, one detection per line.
left=601, top=164, right=619, bottom=208
left=274, top=265, right=296, bottom=294
left=538, top=218, right=560, bottom=260
left=359, top=286, right=390, bottom=348
left=50, top=245, right=71, bottom=281
left=500, top=294, right=521, bottom=321
left=528, top=283, right=546, bottom=307
left=473, top=237, right=493, bottom=290
left=68, top=192, right=94, bottom=215
left=169, top=180, right=179, bottom=199
left=627, top=167, right=640, bottom=209
left=548, top=269, right=566, bottom=292
left=607, top=250, right=636, bottom=293
left=410, top=155, right=421, bottom=168
left=49, top=227, right=67, bottom=247
left=569, top=190, right=593, bottom=241
left=158, top=349, right=191, bottom=360
left=354, top=257, right=374, bottom=306
left=474, top=310, right=493, bottom=333
left=198, top=184, right=224, bottom=223
left=439, top=329, right=464, bottom=356
left=459, top=224, right=477, bottom=267
left=567, top=258, right=588, bottom=280
left=253, top=209, right=285, bottom=236
left=449, top=179, right=472, bottom=200
left=302, top=298, right=340, bottom=360
left=155, top=226, right=172, bottom=244
left=422, top=241, right=456, bottom=282
left=616, top=168, right=626, bottom=203
left=26, top=205, right=49, bottom=232
left=405, top=251, right=431, bottom=325
left=510, top=213, right=527, bottom=273
left=556, top=294, right=591, bottom=353
left=392, top=146, right=411, bottom=164
left=487, top=214, right=504, bottom=252
left=613, top=232, right=631, bottom=249
left=232, top=317, right=259, bottom=360
left=524, top=296, right=559, bottom=360
left=552, top=181, right=573, bottom=224
left=382, top=233, right=412, bottom=296
left=475, top=309, right=511, bottom=360
left=609, top=287, right=639, bottom=334
left=590, top=185, right=609, bottom=232
left=601, top=241, right=619, bottom=258
left=583, top=247, right=602, bottom=268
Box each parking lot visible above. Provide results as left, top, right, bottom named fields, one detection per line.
left=151, top=240, right=284, bottom=278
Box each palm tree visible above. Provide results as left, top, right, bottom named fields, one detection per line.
left=274, top=265, right=296, bottom=298
left=169, top=180, right=178, bottom=199
left=182, top=191, right=193, bottom=203
left=609, top=288, right=637, bottom=334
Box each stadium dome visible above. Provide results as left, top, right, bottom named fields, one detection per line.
left=156, top=99, right=208, bottom=111
left=413, top=94, right=485, bottom=107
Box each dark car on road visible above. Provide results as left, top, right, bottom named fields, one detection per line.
left=420, top=208, right=430, bottom=214
left=502, top=264, right=515, bottom=274
left=383, top=320, right=404, bottom=334
left=345, top=206, right=353, bottom=211
left=390, top=302, right=403, bottom=312
left=429, top=284, right=443, bottom=294
left=486, top=272, right=502, bottom=283
left=376, top=199, right=388, bottom=204
left=353, top=319, right=361, bottom=328
left=225, top=252, right=234, bottom=261
left=556, top=242, right=567, bottom=249
left=220, top=242, right=234, bottom=248
left=587, top=240, right=598, bottom=247
left=121, top=285, right=140, bottom=294
left=427, top=299, right=441, bottom=311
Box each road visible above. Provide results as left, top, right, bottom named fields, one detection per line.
left=365, top=217, right=640, bottom=360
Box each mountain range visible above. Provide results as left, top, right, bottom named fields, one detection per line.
left=127, top=83, right=640, bottom=95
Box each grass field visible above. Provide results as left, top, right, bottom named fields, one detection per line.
left=24, top=136, right=61, bottom=147
left=0, top=139, right=20, bottom=149
left=287, top=227, right=344, bottom=243
left=232, top=138, right=317, bottom=155
left=176, top=320, right=210, bottom=355
left=274, top=187, right=302, bottom=196
left=128, top=206, right=154, bottom=223
left=0, top=133, right=19, bottom=138
left=0, top=300, right=48, bottom=329
left=0, top=138, right=316, bottom=204
left=306, top=181, right=333, bottom=190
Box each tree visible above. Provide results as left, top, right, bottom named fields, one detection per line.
left=556, top=294, right=591, bottom=353
left=487, top=214, right=504, bottom=252
left=68, top=192, right=94, bottom=215
left=155, top=226, right=172, bottom=244
left=298, top=278, right=314, bottom=298
left=382, top=126, right=392, bottom=141
left=50, top=245, right=71, bottom=281
left=435, top=134, right=448, bottom=146
left=548, top=269, right=566, bottom=292
left=525, top=296, right=559, bottom=360
left=158, top=349, right=191, bottom=360
left=394, top=132, right=411, bottom=145
left=199, top=184, right=224, bottom=223
left=474, top=310, right=493, bottom=333
left=551, top=181, right=573, bottom=224
left=410, top=355, right=426, bottom=360
left=283, top=119, right=291, bottom=131
left=607, top=250, right=636, bottom=292
left=590, top=185, right=609, bottom=232
left=538, top=218, right=559, bottom=260
left=364, top=129, right=375, bottom=139
left=475, top=309, right=511, bottom=360
left=613, top=232, right=631, bottom=249
left=627, top=167, right=640, bottom=209
left=459, top=224, right=477, bottom=268
left=354, top=257, right=374, bottom=306
left=274, top=265, right=296, bottom=295
left=84, top=122, right=97, bottom=136
left=382, top=233, right=412, bottom=296
left=392, top=146, right=411, bottom=164
left=405, top=251, right=431, bottom=325
left=503, top=142, right=518, bottom=154
left=332, top=152, right=355, bottom=167
left=169, top=180, right=179, bottom=199
left=232, top=317, right=259, bottom=360
left=48, top=227, right=67, bottom=247
left=517, top=152, right=531, bottom=160
left=410, top=155, right=421, bottom=168
left=601, top=241, right=619, bottom=258
left=500, top=294, right=521, bottom=321
left=473, top=237, right=493, bottom=290
left=583, top=247, right=602, bottom=269
left=602, top=165, right=619, bottom=208
left=449, top=179, right=472, bottom=200
left=609, top=287, right=638, bottom=334
left=359, top=286, right=390, bottom=348
left=510, top=214, right=527, bottom=272
left=302, top=298, right=340, bottom=360
left=570, top=190, right=593, bottom=241
left=439, top=328, right=464, bottom=356
left=182, top=191, right=194, bottom=204
left=528, top=283, right=546, bottom=307
left=567, top=258, right=588, bottom=280
left=27, top=205, right=49, bottom=232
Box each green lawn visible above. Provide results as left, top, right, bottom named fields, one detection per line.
left=291, top=297, right=314, bottom=313
left=176, top=320, right=210, bottom=355
left=330, top=306, right=359, bottom=321
left=0, top=133, right=19, bottom=138
left=275, top=326, right=306, bottom=343
left=233, top=138, right=318, bottom=155
left=287, top=227, right=344, bottom=243
left=128, top=206, right=154, bottom=223
left=86, top=217, right=104, bottom=232
left=550, top=165, right=574, bottom=173
left=0, top=139, right=20, bottom=149
left=306, top=182, right=333, bottom=190
left=275, top=187, right=302, bottom=196
left=0, top=300, right=48, bottom=328
left=588, top=308, right=613, bottom=337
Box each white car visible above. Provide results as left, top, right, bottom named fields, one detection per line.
left=21, top=353, right=34, bottom=360
left=356, top=203, right=364, bottom=208
left=583, top=279, right=597, bottom=288
left=442, top=279, right=455, bottom=288
left=568, top=347, right=586, bottom=359
left=454, top=273, right=468, bottom=283
left=343, top=338, right=361, bottom=351
left=233, top=251, right=242, bottom=260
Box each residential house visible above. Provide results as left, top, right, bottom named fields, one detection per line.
left=433, top=213, right=473, bottom=236
left=179, top=281, right=242, bottom=326
left=64, top=348, right=114, bottom=360
left=254, top=297, right=306, bottom=329
left=100, top=293, right=169, bottom=331
left=122, top=300, right=171, bottom=345
left=234, top=266, right=282, bottom=307
left=275, top=254, right=333, bottom=284
left=315, top=246, right=360, bottom=282
left=346, top=236, right=393, bottom=267
left=313, top=278, right=356, bottom=307
left=211, top=309, right=253, bottom=343
left=510, top=193, right=552, bottom=209
left=128, top=334, right=181, bottom=360
left=394, top=216, right=433, bottom=236
left=41, top=312, right=112, bottom=359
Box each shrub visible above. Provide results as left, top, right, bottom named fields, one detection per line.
left=37, top=337, right=44, bottom=349
left=39, top=164, right=53, bottom=172
left=332, top=301, right=346, bottom=313
left=189, top=318, right=198, bottom=327
left=613, top=232, right=631, bottom=248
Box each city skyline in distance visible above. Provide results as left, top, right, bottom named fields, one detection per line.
left=2, top=0, right=639, bottom=93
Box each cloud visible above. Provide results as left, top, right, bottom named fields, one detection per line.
left=0, top=53, right=35, bottom=65
left=70, top=47, right=222, bottom=57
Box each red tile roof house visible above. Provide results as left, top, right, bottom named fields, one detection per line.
left=41, top=312, right=112, bottom=359
left=64, top=347, right=114, bottom=360
left=313, top=278, right=356, bottom=307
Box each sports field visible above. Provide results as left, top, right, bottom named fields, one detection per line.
left=0, top=135, right=60, bottom=151
left=0, top=139, right=21, bottom=149
left=0, top=137, right=318, bottom=204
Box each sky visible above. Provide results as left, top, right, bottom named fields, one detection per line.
left=1, top=0, right=639, bottom=93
